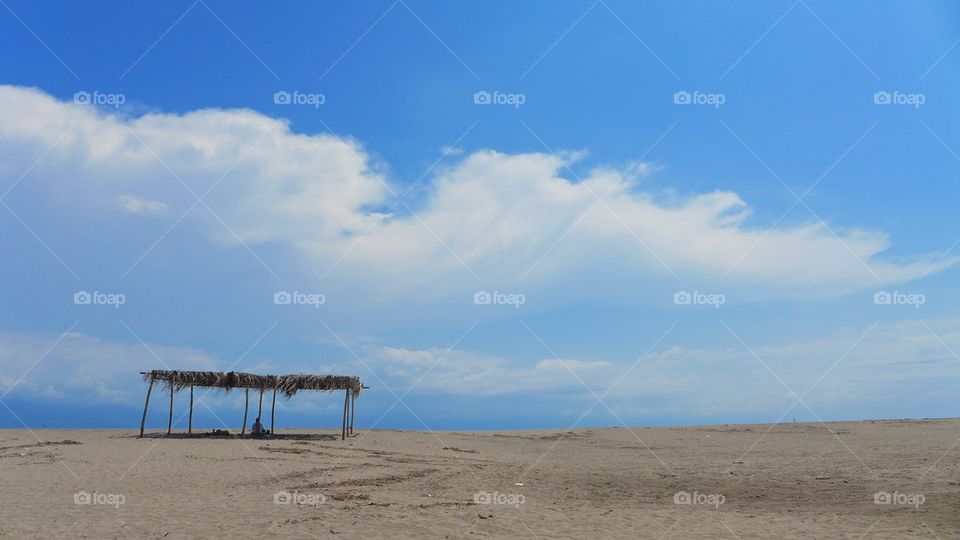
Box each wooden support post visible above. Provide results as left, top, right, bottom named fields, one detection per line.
left=270, top=388, right=277, bottom=435
left=139, top=379, right=154, bottom=438
left=167, top=380, right=174, bottom=435
left=349, top=391, right=356, bottom=435
left=258, top=388, right=264, bottom=420
left=188, top=385, right=194, bottom=434
left=341, top=389, right=349, bottom=440
left=241, top=388, right=249, bottom=435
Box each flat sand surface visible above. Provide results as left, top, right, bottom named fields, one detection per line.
left=1, top=419, right=958, bottom=538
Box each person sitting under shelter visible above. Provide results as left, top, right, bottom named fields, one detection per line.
left=251, top=417, right=265, bottom=436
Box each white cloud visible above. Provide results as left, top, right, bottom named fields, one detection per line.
left=0, top=85, right=953, bottom=307
left=535, top=358, right=612, bottom=371
left=0, top=85, right=391, bottom=249
left=361, top=319, right=960, bottom=418
left=117, top=194, right=169, bottom=215
left=0, top=331, right=219, bottom=404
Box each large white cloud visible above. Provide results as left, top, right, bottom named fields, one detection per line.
left=0, top=85, right=952, bottom=306
left=0, top=85, right=390, bottom=246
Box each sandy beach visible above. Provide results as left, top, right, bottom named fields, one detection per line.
left=1, top=419, right=958, bottom=538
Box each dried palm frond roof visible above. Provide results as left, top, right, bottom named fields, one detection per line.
left=142, top=370, right=362, bottom=398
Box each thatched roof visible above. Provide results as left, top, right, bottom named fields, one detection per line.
left=142, top=370, right=362, bottom=398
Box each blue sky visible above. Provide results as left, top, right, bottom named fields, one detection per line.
left=1, top=0, right=958, bottom=430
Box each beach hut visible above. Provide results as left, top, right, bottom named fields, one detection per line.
left=138, top=370, right=363, bottom=440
